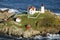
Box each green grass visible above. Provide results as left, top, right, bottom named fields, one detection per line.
left=0, top=11, right=60, bottom=31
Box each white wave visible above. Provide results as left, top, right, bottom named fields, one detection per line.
left=19, top=9, right=27, bottom=12
left=47, top=33, right=60, bottom=39
left=33, top=35, right=42, bottom=39
left=0, top=8, right=20, bottom=13
left=8, top=9, right=19, bottom=13
left=0, top=8, right=8, bottom=11
left=54, top=13, right=60, bottom=15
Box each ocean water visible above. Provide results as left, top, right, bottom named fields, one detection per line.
left=0, top=0, right=60, bottom=40
left=0, top=0, right=60, bottom=13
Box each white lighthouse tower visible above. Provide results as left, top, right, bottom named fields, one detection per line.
left=41, top=4, right=45, bottom=13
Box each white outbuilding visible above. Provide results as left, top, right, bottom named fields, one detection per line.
left=16, top=17, right=21, bottom=23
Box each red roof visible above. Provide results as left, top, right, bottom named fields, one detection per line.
left=28, top=6, right=35, bottom=10
left=26, top=24, right=31, bottom=29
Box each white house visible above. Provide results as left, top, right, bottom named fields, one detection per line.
left=28, top=6, right=36, bottom=15
left=16, top=17, right=21, bottom=23
left=28, top=5, right=45, bottom=15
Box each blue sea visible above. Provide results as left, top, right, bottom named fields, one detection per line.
left=0, top=0, right=60, bottom=40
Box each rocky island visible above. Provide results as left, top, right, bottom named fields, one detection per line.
left=0, top=5, right=60, bottom=38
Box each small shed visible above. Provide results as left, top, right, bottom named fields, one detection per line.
left=25, top=24, right=31, bottom=29
left=16, top=17, right=21, bottom=23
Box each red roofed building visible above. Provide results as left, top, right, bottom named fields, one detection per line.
left=26, top=24, right=31, bottom=29
left=28, top=6, right=36, bottom=15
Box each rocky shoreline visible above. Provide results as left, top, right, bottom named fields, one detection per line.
left=0, top=26, right=40, bottom=38
left=0, top=26, right=60, bottom=38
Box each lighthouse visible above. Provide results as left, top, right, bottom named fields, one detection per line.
left=41, top=4, right=45, bottom=13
